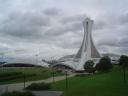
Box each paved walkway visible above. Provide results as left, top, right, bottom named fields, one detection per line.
left=0, top=74, right=75, bottom=93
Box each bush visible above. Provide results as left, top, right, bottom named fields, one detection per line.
left=96, top=56, right=112, bottom=72
left=0, top=72, right=36, bottom=81
left=84, top=60, right=95, bottom=73
left=1, top=91, right=34, bottom=96
left=0, top=72, right=22, bottom=78
left=119, top=55, right=128, bottom=67
left=26, top=82, right=51, bottom=90
left=119, top=55, right=128, bottom=83
left=0, top=72, right=23, bottom=81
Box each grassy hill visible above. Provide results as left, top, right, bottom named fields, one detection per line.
left=0, top=67, right=63, bottom=85
left=51, top=66, right=128, bottom=96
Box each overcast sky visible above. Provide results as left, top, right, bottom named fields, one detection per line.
left=0, top=0, right=128, bottom=62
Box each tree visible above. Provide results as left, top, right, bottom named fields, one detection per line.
left=96, top=56, right=112, bottom=72
left=119, top=55, right=128, bottom=83
left=84, top=60, right=95, bottom=73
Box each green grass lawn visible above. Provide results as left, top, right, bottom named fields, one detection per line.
left=51, top=66, right=128, bottom=96
left=0, top=67, right=63, bottom=85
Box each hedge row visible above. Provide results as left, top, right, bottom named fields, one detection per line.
left=26, top=82, right=51, bottom=90
left=0, top=72, right=36, bottom=81
left=0, top=72, right=22, bottom=78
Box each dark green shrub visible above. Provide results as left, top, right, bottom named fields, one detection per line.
left=84, top=60, right=95, bottom=73
left=0, top=72, right=36, bottom=81
left=96, top=56, right=112, bottom=72
left=0, top=75, right=23, bottom=81
left=1, top=91, right=34, bottom=96
left=0, top=72, right=22, bottom=78
left=119, top=55, right=128, bottom=67
left=119, top=55, right=128, bottom=83
left=0, top=72, right=23, bottom=81
left=26, top=82, right=51, bottom=90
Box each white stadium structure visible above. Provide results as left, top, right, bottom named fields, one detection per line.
left=1, top=18, right=101, bottom=71
left=52, top=18, right=100, bottom=71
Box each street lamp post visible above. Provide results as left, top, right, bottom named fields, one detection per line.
left=35, top=54, right=38, bottom=65
left=65, top=70, right=68, bottom=90
left=23, top=74, right=26, bottom=88
left=51, top=57, right=55, bottom=83
left=0, top=53, right=4, bottom=71
left=52, top=67, right=55, bottom=83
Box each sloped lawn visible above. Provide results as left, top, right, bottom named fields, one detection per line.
left=0, top=67, right=63, bottom=85
left=51, top=66, right=128, bottom=96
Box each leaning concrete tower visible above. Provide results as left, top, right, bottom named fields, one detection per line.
left=75, top=18, right=100, bottom=70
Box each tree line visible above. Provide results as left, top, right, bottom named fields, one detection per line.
left=84, top=55, right=128, bottom=83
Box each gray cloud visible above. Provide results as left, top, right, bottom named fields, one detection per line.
left=0, top=10, right=51, bottom=42
left=44, top=7, right=61, bottom=16
left=119, top=12, right=128, bottom=25
left=92, top=13, right=128, bottom=55
left=60, top=14, right=86, bottom=24
left=93, top=20, right=106, bottom=30
left=0, top=7, right=85, bottom=57
left=0, top=0, right=128, bottom=59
